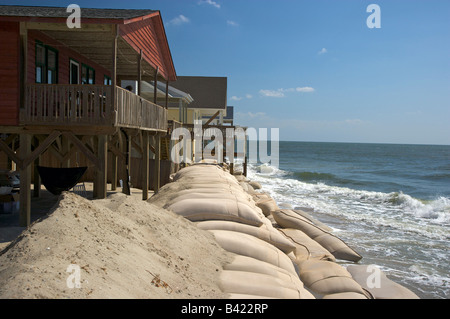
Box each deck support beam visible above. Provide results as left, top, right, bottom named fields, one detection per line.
left=153, top=133, right=161, bottom=193
left=19, top=133, right=32, bottom=227
left=142, top=131, right=150, bottom=200
left=93, top=134, right=108, bottom=199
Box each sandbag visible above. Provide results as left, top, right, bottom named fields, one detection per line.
left=169, top=199, right=264, bottom=227
left=256, top=198, right=279, bottom=217
left=168, top=192, right=255, bottom=209
left=322, top=292, right=369, bottom=299
left=277, top=228, right=335, bottom=262
left=252, top=193, right=270, bottom=201
left=219, top=270, right=311, bottom=299
left=224, top=255, right=301, bottom=285
left=346, top=265, right=420, bottom=299
left=227, top=294, right=275, bottom=299
left=209, top=230, right=297, bottom=275
left=293, top=209, right=333, bottom=232
left=249, top=181, right=262, bottom=190
left=298, top=260, right=369, bottom=297
left=272, top=210, right=362, bottom=262
left=234, top=175, right=249, bottom=182
left=197, top=220, right=295, bottom=254
left=239, top=182, right=256, bottom=194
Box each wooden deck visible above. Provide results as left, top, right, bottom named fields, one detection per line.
left=21, top=84, right=168, bottom=132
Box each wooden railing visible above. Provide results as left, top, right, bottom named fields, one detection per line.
left=21, top=84, right=168, bottom=131
left=116, top=87, right=167, bottom=131
left=22, top=84, right=113, bottom=125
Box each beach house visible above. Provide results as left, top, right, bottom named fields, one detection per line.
left=0, top=5, right=177, bottom=226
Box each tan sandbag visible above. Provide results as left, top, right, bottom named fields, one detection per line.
left=322, top=292, right=369, bottom=299
left=249, top=181, right=262, bottom=190
left=209, top=230, right=297, bottom=275
left=277, top=228, right=336, bottom=262
left=197, top=220, right=295, bottom=254
left=224, top=255, right=300, bottom=284
left=224, top=256, right=316, bottom=299
left=272, top=210, right=362, bottom=262
left=219, top=270, right=310, bottom=299
left=169, top=199, right=264, bottom=227
left=298, top=260, right=369, bottom=297
left=227, top=294, right=276, bottom=299
left=234, top=175, right=249, bottom=182
left=168, top=192, right=255, bottom=209
left=252, top=193, right=271, bottom=202
left=313, top=233, right=362, bottom=262
left=293, top=209, right=333, bottom=232
left=346, top=265, right=420, bottom=299
left=256, top=198, right=280, bottom=217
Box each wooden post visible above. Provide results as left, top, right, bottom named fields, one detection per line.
left=19, top=133, right=32, bottom=227
left=33, top=156, right=41, bottom=198
left=137, top=49, right=142, bottom=96
left=142, top=131, right=149, bottom=200
left=153, top=67, right=159, bottom=105
left=154, top=133, right=161, bottom=193
left=243, top=135, right=248, bottom=177
left=94, top=135, right=108, bottom=199
left=165, top=80, right=169, bottom=109
left=111, top=153, right=118, bottom=191
left=111, top=25, right=118, bottom=121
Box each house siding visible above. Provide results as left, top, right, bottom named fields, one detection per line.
left=120, top=18, right=169, bottom=80
left=27, top=30, right=111, bottom=85
left=0, top=21, right=20, bottom=126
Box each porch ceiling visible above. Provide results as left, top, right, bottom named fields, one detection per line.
left=39, top=25, right=164, bottom=81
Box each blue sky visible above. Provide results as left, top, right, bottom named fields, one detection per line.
left=2, top=0, right=449, bottom=144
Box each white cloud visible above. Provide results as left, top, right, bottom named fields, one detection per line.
left=198, top=0, right=220, bottom=9
left=296, top=87, right=315, bottom=93
left=260, top=87, right=315, bottom=97
left=318, top=48, right=327, bottom=55
left=230, top=94, right=252, bottom=101
left=227, top=20, right=239, bottom=27
left=168, top=15, right=190, bottom=26
left=259, top=89, right=285, bottom=98
left=236, top=111, right=266, bottom=119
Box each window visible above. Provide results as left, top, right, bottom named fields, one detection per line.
left=81, top=64, right=95, bottom=84
left=35, top=41, right=58, bottom=84
left=46, top=48, right=58, bottom=84
left=104, top=75, right=112, bottom=85
left=69, top=59, right=80, bottom=84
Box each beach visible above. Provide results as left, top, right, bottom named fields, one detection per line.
left=0, top=161, right=421, bottom=299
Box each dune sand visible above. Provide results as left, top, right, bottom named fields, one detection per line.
left=0, top=190, right=234, bottom=299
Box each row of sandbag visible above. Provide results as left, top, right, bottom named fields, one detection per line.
left=238, top=174, right=419, bottom=299
left=151, top=163, right=314, bottom=299
left=153, top=164, right=418, bottom=299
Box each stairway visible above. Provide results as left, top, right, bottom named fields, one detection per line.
left=161, top=137, right=170, bottom=160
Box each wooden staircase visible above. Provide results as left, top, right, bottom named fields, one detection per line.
left=161, top=137, right=170, bottom=160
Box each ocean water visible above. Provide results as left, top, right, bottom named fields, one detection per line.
left=245, top=141, right=450, bottom=299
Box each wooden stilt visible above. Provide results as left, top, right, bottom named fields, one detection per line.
left=94, top=134, right=108, bottom=199
left=154, top=133, right=161, bottom=193
left=19, top=133, right=32, bottom=227
left=111, top=153, right=118, bottom=191
left=33, top=155, right=41, bottom=198
left=142, top=131, right=149, bottom=200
